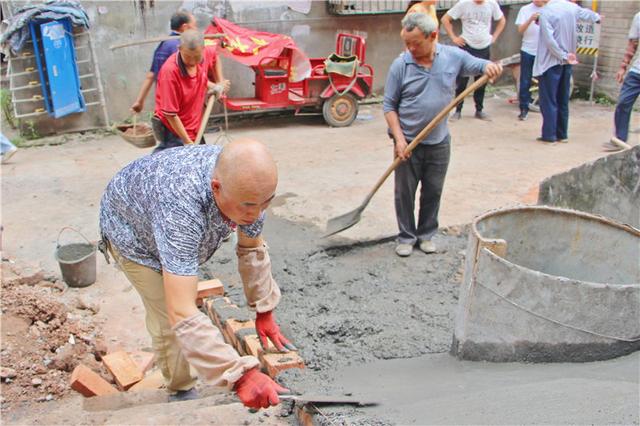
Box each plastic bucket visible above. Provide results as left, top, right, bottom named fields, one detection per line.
left=54, top=227, right=96, bottom=288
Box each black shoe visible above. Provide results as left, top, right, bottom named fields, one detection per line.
left=169, top=388, right=199, bottom=402
left=518, top=110, right=528, bottom=121
left=475, top=111, right=491, bottom=121
left=450, top=111, right=462, bottom=121
left=536, top=137, right=557, bottom=144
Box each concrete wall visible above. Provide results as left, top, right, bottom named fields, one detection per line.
left=573, top=0, right=640, bottom=100
left=3, top=0, right=527, bottom=125
left=81, top=0, right=527, bottom=123
left=538, top=145, right=640, bottom=229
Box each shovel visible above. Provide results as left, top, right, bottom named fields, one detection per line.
left=192, top=93, right=217, bottom=145
left=324, top=54, right=520, bottom=237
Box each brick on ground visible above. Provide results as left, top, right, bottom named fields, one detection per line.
left=196, top=279, right=224, bottom=306
left=129, top=351, right=155, bottom=375
left=224, top=319, right=255, bottom=354
left=241, top=333, right=276, bottom=358
left=70, top=364, right=119, bottom=397
left=259, top=351, right=305, bottom=378
left=128, top=369, right=165, bottom=392
left=102, top=351, right=144, bottom=390
left=203, top=297, right=234, bottom=331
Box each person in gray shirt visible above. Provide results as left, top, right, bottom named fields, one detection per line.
left=99, top=140, right=295, bottom=408
left=383, top=12, right=502, bottom=257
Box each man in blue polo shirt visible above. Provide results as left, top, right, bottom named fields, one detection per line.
left=384, top=12, right=502, bottom=257
left=130, top=11, right=197, bottom=114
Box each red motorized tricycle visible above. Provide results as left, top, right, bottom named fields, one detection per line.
left=211, top=23, right=374, bottom=127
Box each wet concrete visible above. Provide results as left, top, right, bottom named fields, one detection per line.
left=323, top=352, right=639, bottom=425
left=201, top=212, right=640, bottom=424
left=201, top=213, right=467, bottom=396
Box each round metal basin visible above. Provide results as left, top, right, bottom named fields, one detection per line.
left=451, top=206, right=640, bottom=362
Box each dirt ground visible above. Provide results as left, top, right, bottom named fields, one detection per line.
left=1, top=94, right=638, bottom=424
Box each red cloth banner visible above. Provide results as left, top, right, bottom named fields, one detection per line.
left=205, top=17, right=311, bottom=82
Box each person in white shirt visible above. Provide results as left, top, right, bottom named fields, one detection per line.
left=515, top=0, right=547, bottom=121
left=442, top=0, right=506, bottom=121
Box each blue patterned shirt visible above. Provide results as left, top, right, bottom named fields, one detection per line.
left=99, top=145, right=264, bottom=276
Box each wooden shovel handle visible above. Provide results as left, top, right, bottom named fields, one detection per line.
left=193, top=95, right=216, bottom=145
left=363, top=74, right=490, bottom=205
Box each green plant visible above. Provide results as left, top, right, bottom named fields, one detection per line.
left=10, top=135, right=26, bottom=147
left=594, top=93, right=615, bottom=106
left=20, top=119, right=40, bottom=140
left=0, top=88, right=16, bottom=129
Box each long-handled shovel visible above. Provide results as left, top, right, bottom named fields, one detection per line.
left=192, top=93, right=217, bottom=145
left=324, top=54, right=519, bottom=238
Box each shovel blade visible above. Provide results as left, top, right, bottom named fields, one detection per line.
left=323, top=207, right=364, bottom=238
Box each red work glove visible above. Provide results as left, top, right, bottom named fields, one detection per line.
left=255, top=311, right=297, bottom=353
left=234, top=368, right=289, bottom=409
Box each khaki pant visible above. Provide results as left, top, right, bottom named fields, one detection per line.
left=109, top=244, right=197, bottom=392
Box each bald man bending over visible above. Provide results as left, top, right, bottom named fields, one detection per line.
left=99, top=140, right=295, bottom=407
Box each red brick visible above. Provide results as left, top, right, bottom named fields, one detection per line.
left=128, top=369, right=165, bottom=392
left=129, top=351, right=155, bottom=375
left=70, top=364, right=118, bottom=397
left=196, top=279, right=225, bottom=306
left=223, top=319, right=254, bottom=354
left=102, top=351, right=143, bottom=390
left=242, top=333, right=275, bottom=358
left=259, top=351, right=305, bottom=378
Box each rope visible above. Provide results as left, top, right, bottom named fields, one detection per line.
left=476, top=281, right=640, bottom=342
left=328, top=72, right=359, bottom=97
left=214, top=97, right=233, bottom=146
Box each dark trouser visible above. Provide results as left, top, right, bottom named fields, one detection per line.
left=518, top=50, right=536, bottom=112
left=394, top=138, right=451, bottom=245
left=151, top=116, right=205, bottom=154
left=538, top=64, right=572, bottom=141
left=614, top=70, right=640, bottom=142
left=455, top=45, right=491, bottom=113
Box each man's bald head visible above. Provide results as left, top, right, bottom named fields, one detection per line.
left=180, top=29, right=204, bottom=50
left=179, top=29, right=204, bottom=67
left=212, top=139, right=278, bottom=225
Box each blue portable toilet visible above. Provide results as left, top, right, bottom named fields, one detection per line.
left=29, top=18, right=85, bottom=118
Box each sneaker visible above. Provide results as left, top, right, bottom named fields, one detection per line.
left=475, top=111, right=492, bottom=121
left=602, top=141, right=622, bottom=152
left=1, top=146, right=17, bottom=164
left=449, top=111, right=462, bottom=121
left=395, top=243, right=413, bottom=257
left=528, top=103, right=540, bottom=113
left=558, top=138, right=569, bottom=143
left=536, top=137, right=557, bottom=144
left=419, top=240, right=436, bottom=254
left=518, top=110, right=528, bottom=121
left=169, top=388, right=199, bottom=402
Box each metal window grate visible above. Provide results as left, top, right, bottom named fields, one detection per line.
left=327, top=0, right=530, bottom=15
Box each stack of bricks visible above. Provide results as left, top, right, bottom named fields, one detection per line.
left=203, top=295, right=304, bottom=378
left=70, top=279, right=221, bottom=397
left=70, top=350, right=155, bottom=397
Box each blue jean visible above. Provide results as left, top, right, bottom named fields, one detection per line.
left=518, top=50, right=536, bottom=112
left=394, top=137, right=451, bottom=245
left=614, top=70, right=640, bottom=142
left=538, top=64, right=572, bottom=141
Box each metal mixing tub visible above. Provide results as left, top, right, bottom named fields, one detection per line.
left=451, top=206, right=640, bottom=362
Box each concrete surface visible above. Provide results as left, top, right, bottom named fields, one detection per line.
left=453, top=207, right=640, bottom=363
left=324, top=352, right=640, bottom=425
left=539, top=145, right=640, bottom=228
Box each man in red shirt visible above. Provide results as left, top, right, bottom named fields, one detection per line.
left=152, top=29, right=228, bottom=153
